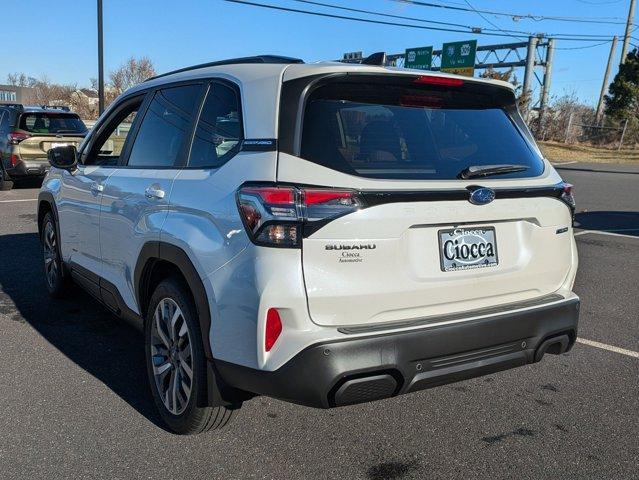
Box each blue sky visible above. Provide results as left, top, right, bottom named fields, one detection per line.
left=1, top=0, right=636, bottom=106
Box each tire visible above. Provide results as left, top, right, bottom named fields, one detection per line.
left=145, top=278, right=236, bottom=434
left=40, top=212, right=70, bottom=298
left=0, top=168, right=13, bottom=191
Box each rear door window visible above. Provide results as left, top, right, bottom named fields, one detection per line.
left=188, top=82, right=242, bottom=168
left=300, top=77, right=544, bottom=180
left=127, top=84, right=202, bottom=168
left=18, top=113, right=87, bottom=135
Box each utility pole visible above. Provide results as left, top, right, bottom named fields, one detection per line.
left=539, top=38, right=555, bottom=122
left=97, top=0, right=105, bottom=115
left=522, top=35, right=539, bottom=120
left=596, top=36, right=618, bottom=124
left=620, top=0, right=636, bottom=65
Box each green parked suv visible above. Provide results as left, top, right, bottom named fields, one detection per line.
left=0, top=104, right=88, bottom=190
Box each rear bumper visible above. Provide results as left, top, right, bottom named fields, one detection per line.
left=6, top=158, right=49, bottom=178
left=216, top=297, right=580, bottom=408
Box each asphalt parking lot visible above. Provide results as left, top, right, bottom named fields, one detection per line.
left=0, top=163, right=637, bottom=480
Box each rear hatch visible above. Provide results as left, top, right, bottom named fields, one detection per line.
left=277, top=71, right=576, bottom=328
left=15, top=111, right=87, bottom=163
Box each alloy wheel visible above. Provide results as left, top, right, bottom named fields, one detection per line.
left=150, top=298, right=194, bottom=415
left=43, top=221, right=59, bottom=288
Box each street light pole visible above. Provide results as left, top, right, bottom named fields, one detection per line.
left=97, top=0, right=105, bottom=116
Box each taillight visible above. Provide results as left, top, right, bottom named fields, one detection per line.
left=237, top=185, right=364, bottom=247
left=558, top=182, right=575, bottom=210
left=8, top=131, right=30, bottom=145
left=413, top=75, right=464, bottom=87
left=265, top=308, right=283, bottom=352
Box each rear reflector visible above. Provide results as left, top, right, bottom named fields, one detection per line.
left=265, top=308, right=283, bottom=352
left=413, top=75, right=464, bottom=87
left=10, top=154, right=19, bottom=167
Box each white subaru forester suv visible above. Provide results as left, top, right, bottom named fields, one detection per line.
left=38, top=55, right=579, bottom=434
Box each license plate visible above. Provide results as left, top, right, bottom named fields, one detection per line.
left=51, top=142, right=69, bottom=149
left=438, top=226, right=498, bottom=272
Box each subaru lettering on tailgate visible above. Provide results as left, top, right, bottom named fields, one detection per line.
left=438, top=227, right=498, bottom=272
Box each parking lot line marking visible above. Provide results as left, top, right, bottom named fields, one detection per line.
left=551, top=161, right=578, bottom=166
left=0, top=199, right=38, bottom=204
left=577, top=338, right=639, bottom=359
left=574, top=230, right=639, bottom=239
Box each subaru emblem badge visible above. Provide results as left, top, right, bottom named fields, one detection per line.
left=469, top=187, right=496, bottom=205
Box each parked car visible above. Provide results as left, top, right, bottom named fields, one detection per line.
left=0, top=104, right=87, bottom=190
left=38, top=55, right=580, bottom=434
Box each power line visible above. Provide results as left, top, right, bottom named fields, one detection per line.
left=224, top=0, right=620, bottom=42
left=462, top=0, right=526, bottom=41
left=293, top=0, right=622, bottom=40
left=221, top=0, right=532, bottom=38
left=388, top=0, right=636, bottom=26
left=556, top=39, right=613, bottom=50
left=290, top=0, right=530, bottom=35
left=291, top=0, right=472, bottom=29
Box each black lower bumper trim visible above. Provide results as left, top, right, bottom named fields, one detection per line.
left=7, top=160, right=49, bottom=178
left=215, top=298, right=579, bottom=408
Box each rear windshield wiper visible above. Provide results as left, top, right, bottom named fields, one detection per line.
left=458, top=164, right=529, bottom=180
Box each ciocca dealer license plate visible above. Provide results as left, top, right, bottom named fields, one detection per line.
left=438, top=226, right=498, bottom=272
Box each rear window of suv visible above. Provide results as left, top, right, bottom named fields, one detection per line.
left=299, top=76, right=544, bottom=180
left=19, top=113, right=88, bottom=135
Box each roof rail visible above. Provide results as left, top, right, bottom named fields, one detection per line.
left=145, top=55, right=304, bottom=82
left=1, top=103, right=24, bottom=110
left=40, top=105, right=71, bottom=112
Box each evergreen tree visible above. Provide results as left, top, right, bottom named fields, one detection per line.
left=605, top=48, right=639, bottom=120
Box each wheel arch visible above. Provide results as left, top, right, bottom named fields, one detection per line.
left=37, top=191, right=58, bottom=236
left=134, top=241, right=243, bottom=407
left=134, top=242, right=212, bottom=357
left=37, top=191, right=67, bottom=276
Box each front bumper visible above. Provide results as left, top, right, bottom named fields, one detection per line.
left=216, top=297, right=580, bottom=408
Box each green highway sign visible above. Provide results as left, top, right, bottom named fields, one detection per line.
left=404, top=46, right=433, bottom=70
left=441, top=40, right=477, bottom=77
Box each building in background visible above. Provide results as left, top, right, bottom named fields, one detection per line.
left=0, top=84, right=36, bottom=104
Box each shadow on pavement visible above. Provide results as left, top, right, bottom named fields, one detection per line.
left=12, top=178, right=44, bottom=189
left=574, top=211, right=639, bottom=237
left=0, top=232, right=165, bottom=429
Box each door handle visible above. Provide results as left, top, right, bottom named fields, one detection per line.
left=145, top=186, right=165, bottom=200
left=90, top=182, right=104, bottom=194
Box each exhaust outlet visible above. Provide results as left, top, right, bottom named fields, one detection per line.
left=534, top=334, right=571, bottom=362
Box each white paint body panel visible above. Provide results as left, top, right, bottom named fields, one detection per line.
left=42, top=61, right=579, bottom=373
left=99, top=168, right=180, bottom=313
left=56, top=165, right=115, bottom=275
left=301, top=198, right=575, bottom=327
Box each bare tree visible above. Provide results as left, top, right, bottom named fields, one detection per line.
left=7, top=72, right=37, bottom=87
left=479, top=67, right=531, bottom=116
left=29, top=77, right=77, bottom=107
left=109, top=56, right=156, bottom=95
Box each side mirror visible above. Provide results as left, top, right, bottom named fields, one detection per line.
left=48, top=145, right=78, bottom=170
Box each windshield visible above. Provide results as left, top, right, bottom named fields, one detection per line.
left=19, top=112, right=88, bottom=135
left=300, top=79, right=544, bottom=180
